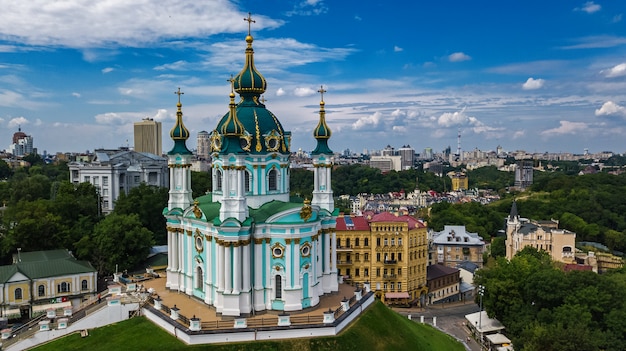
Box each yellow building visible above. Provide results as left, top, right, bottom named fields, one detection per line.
left=506, top=202, right=576, bottom=263
left=0, top=250, right=98, bottom=319
left=336, top=212, right=429, bottom=306
left=449, top=172, right=468, bottom=191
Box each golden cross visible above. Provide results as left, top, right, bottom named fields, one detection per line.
left=318, top=85, right=327, bottom=102
left=174, top=87, right=184, bottom=103
left=244, top=12, right=255, bottom=35
left=227, top=75, right=235, bottom=92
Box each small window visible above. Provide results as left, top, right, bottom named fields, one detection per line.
left=245, top=171, right=251, bottom=192
left=216, top=170, right=223, bottom=191
left=268, top=169, right=278, bottom=191
left=275, top=275, right=282, bottom=299
left=38, top=285, right=45, bottom=297
left=15, top=288, right=22, bottom=300
left=81, top=280, right=88, bottom=290
left=58, top=282, right=71, bottom=293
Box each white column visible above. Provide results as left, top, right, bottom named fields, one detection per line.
left=285, top=240, right=292, bottom=288
left=233, top=244, right=241, bottom=294
left=254, top=240, right=262, bottom=288
left=206, top=238, right=212, bottom=285
left=324, top=232, right=330, bottom=274
left=243, top=242, right=251, bottom=292
left=293, top=239, right=300, bottom=288
left=178, top=231, right=184, bottom=272
left=265, top=239, right=271, bottom=289
left=331, top=231, right=337, bottom=273
left=217, top=243, right=224, bottom=292
left=224, top=243, right=232, bottom=293
left=167, top=231, right=172, bottom=272
left=313, top=164, right=319, bottom=190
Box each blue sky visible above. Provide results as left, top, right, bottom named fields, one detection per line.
left=1, top=0, right=626, bottom=156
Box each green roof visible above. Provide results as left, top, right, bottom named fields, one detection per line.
left=249, top=200, right=303, bottom=223
left=0, top=249, right=96, bottom=283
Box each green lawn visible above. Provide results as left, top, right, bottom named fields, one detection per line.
left=33, top=301, right=464, bottom=351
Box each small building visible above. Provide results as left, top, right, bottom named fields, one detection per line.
left=505, top=201, right=576, bottom=263
left=0, top=250, right=97, bottom=319
left=430, top=225, right=485, bottom=268
left=465, top=310, right=506, bottom=346
left=68, top=148, right=168, bottom=214
left=426, top=264, right=460, bottom=305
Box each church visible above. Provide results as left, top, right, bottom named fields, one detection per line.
left=164, top=17, right=338, bottom=317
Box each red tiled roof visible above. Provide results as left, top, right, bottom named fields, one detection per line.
left=335, top=215, right=371, bottom=231
left=369, top=212, right=426, bottom=229
left=564, top=264, right=593, bottom=272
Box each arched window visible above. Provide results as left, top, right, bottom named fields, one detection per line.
left=14, top=288, right=22, bottom=300
left=275, top=275, right=282, bottom=299
left=245, top=171, right=251, bottom=192
left=216, top=169, right=223, bottom=191
left=58, top=282, right=70, bottom=293
left=268, top=169, right=278, bottom=191
left=81, top=280, right=88, bottom=290
left=196, top=266, right=203, bottom=290
left=38, top=285, right=45, bottom=297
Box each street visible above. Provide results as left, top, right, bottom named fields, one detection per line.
left=393, top=301, right=482, bottom=351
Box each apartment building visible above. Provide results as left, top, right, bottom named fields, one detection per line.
left=336, top=212, right=429, bottom=306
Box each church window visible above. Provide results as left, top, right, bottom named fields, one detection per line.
left=275, top=275, right=282, bottom=299
left=245, top=171, right=251, bottom=192
left=268, top=169, right=278, bottom=191
left=216, top=170, right=223, bottom=191
left=301, top=244, right=311, bottom=257
left=81, top=280, right=88, bottom=290
left=38, top=285, right=45, bottom=297
left=196, top=266, right=203, bottom=290
left=14, top=288, right=22, bottom=300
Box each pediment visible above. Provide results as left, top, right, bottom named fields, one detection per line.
left=8, top=272, right=29, bottom=283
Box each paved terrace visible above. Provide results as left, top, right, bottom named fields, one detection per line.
left=141, top=276, right=356, bottom=324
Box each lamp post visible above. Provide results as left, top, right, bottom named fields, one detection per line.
left=478, top=285, right=485, bottom=348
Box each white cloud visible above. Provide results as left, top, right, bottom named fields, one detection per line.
left=576, top=1, right=601, bottom=14
left=154, top=60, right=188, bottom=71
left=276, top=88, right=286, bottom=97
left=8, top=117, right=30, bottom=128
left=101, top=67, right=114, bottom=74
left=448, top=52, right=471, bottom=62
left=352, top=111, right=382, bottom=130
left=0, top=1, right=283, bottom=48
left=512, top=130, right=525, bottom=139
left=602, top=63, right=626, bottom=78
left=286, top=0, right=328, bottom=16
left=394, top=46, right=403, bottom=52
left=561, top=35, right=626, bottom=49
left=294, top=87, right=316, bottom=97
left=72, top=92, right=81, bottom=98
left=438, top=110, right=469, bottom=127
left=541, top=121, right=588, bottom=135
left=94, top=111, right=143, bottom=125
left=522, top=77, right=545, bottom=90
left=595, top=101, right=626, bottom=116
left=613, top=14, right=623, bottom=23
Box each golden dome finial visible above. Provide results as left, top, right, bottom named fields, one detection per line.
left=175, top=87, right=184, bottom=110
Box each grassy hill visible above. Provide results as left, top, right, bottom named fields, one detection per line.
left=33, top=301, right=463, bottom=351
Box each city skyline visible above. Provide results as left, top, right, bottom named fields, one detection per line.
left=1, top=1, right=626, bottom=155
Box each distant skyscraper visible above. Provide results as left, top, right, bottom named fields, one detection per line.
left=134, top=118, right=162, bottom=155
left=381, top=145, right=395, bottom=156
left=514, top=160, right=533, bottom=189
left=196, top=130, right=210, bottom=160
left=8, top=126, right=34, bottom=156
left=423, top=147, right=433, bottom=160
left=398, top=145, right=415, bottom=170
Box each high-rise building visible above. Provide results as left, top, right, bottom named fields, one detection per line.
left=196, top=130, right=210, bottom=160
left=8, top=127, right=34, bottom=156
left=134, top=118, right=162, bottom=155
left=398, top=145, right=415, bottom=170
left=514, top=160, right=533, bottom=189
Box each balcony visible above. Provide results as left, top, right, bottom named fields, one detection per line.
left=336, top=260, right=353, bottom=265
left=383, top=259, right=397, bottom=265
left=336, top=245, right=354, bottom=252
left=383, top=274, right=397, bottom=279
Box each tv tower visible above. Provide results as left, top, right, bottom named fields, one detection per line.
left=456, top=128, right=462, bottom=161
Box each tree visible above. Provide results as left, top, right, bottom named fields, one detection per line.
left=113, top=183, right=168, bottom=244
left=75, top=213, right=153, bottom=275
left=191, top=171, right=212, bottom=199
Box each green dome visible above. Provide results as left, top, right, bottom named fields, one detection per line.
left=215, top=33, right=289, bottom=154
